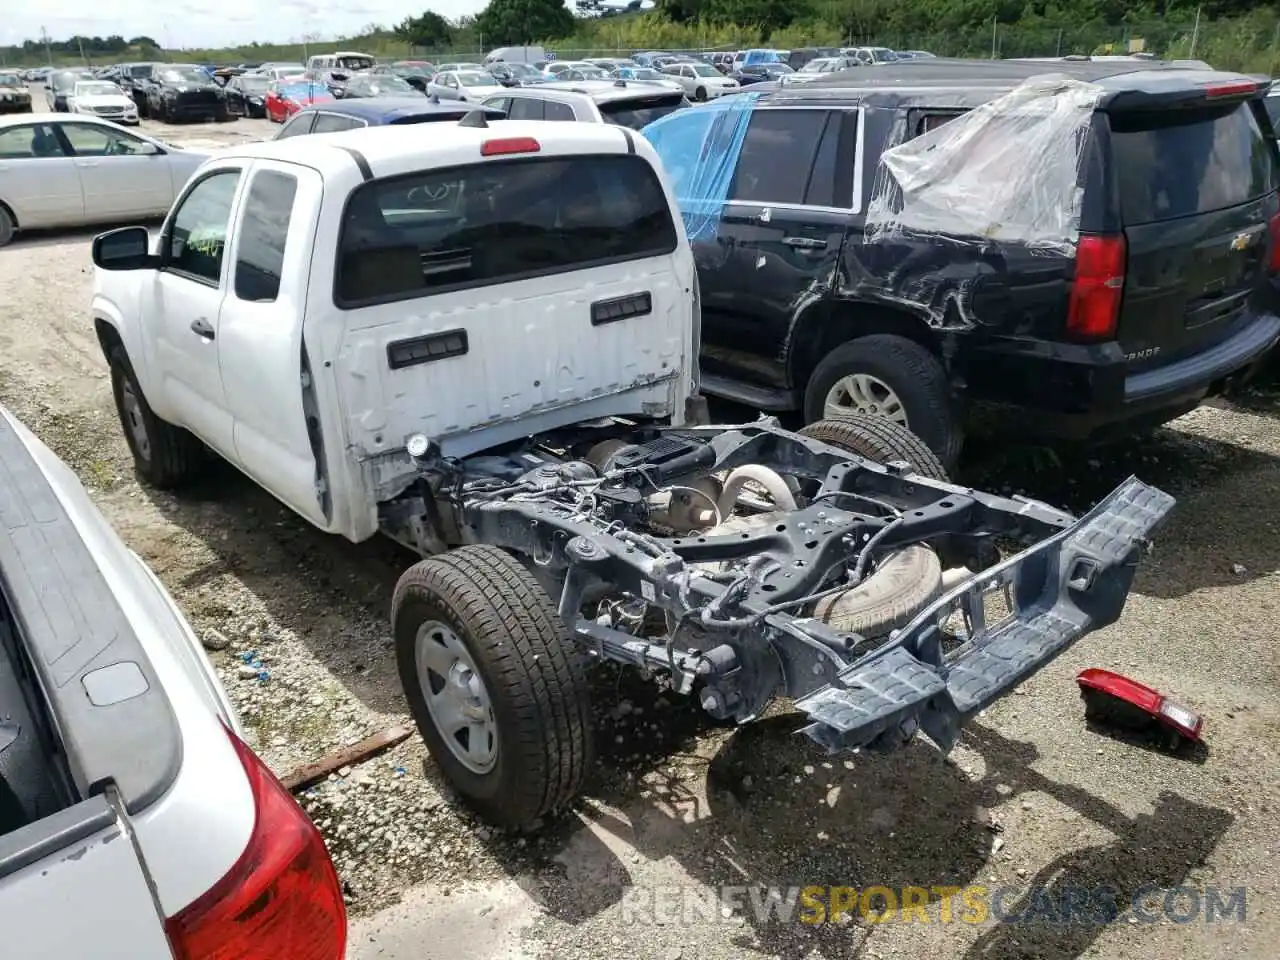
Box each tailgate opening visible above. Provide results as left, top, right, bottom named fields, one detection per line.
left=1101, top=94, right=1279, bottom=366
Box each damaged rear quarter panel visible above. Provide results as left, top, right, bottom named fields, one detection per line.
left=786, top=80, right=1103, bottom=384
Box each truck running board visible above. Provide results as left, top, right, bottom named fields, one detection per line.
left=795, top=477, right=1175, bottom=754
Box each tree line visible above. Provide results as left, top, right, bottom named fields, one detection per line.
left=3, top=0, right=1279, bottom=73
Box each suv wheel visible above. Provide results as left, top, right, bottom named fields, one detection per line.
left=803, top=333, right=963, bottom=469
left=393, top=545, right=594, bottom=828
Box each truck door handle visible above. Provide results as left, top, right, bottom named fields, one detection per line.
left=190, top=317, right=215, bottom=340
left=783, top=236, right=827, bottom=250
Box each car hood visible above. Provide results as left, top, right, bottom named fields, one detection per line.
left=74, top=93, right=134, bottom=107
left=160, top=81, right=219, bottom=92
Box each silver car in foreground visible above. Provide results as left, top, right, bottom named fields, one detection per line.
left=0, top=404, right=347, bottom=957
left=0, top=114, right=208, bottom=246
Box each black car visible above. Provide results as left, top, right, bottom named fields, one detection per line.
left=787, top=47, right=840, bottom=71
left=144, top=64, right=230, bottom=122
left=116, top=62, right=161, bottom=115
left=224, top=73, right=272, bottom=117
left=733, top=63, right=794, bottom=85
left=45, top=69, right=95, bottom=112
left=644, top=58, right=1280, bottom=467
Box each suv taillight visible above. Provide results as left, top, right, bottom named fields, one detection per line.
left=1067, top=233, right=1127, bottom=340
left=1268, top=212, right=1280, bottom=273
left=166, top=728, right=346, bottom=960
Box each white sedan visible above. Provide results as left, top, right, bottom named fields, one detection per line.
left=425, top=69, right=505, bottom=102
left=661, top=62, right=741, bottom=101
left=0, top=114, right=209, bottom=246
left=67, top=80, right=139, bottom=125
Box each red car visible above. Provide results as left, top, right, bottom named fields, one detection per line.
left=265, top=79, right=334, bottom=122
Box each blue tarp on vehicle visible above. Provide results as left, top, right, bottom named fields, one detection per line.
left=641, top=92, right=761, bottom=241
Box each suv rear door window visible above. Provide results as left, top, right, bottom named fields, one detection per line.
left=335, top=154, right=680, bottom=306
left=598, top=93, right=687, bottom=130
left=729, top=109, right=835, bottom=206
left=1110, top=102, right=1277, bottom=224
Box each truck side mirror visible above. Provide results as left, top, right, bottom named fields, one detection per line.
left=93, top=226, right=159, bottom=271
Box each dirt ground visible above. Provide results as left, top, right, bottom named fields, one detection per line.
left=1, top=111, right=1279, bottom=959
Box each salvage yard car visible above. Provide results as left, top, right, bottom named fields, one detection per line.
left=88, top=114, right=1173, bottom=828
left=0, top=405, right=346, bottom=958
left=67, top=79, right=139, bottom=125
left=642, top=58, right=1280, bottom=467
left=0, top=72, right=32, bottom=114
left=0, top=115, right=209, bottom=247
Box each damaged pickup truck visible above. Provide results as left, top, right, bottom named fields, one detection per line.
left=643, top=60, right=1280, bottom=468
left=89, top=115, right=1174, bottom=828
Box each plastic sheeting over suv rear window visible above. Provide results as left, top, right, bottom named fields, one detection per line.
left=335, top=154, right=679, bottom=306
left=1111, top=101, right=1277, bottom=225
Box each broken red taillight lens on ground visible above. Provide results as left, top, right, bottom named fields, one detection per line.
left=1076, top=667, right=1204, bottom=747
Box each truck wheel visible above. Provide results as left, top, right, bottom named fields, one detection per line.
left=107, top=345, right=206, bottom=489
left=392, top=545, right=594, bottom=828
left=0, top=205, right=14, bottom=247
left=804, top=334, right=962, bottom=469
left=798, top=413, right=949, bottom=481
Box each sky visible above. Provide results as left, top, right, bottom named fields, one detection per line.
left=2, top=0, right=512, bottom=50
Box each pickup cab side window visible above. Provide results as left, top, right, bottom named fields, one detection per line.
left=164, top=170, right=242, bottom=286
left=729, top=109, right=834, bottom=206
left=233, top=170, right=298, bottom=302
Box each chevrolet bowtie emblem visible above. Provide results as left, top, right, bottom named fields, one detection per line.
left=1230, top=232, right=1251, bottom=251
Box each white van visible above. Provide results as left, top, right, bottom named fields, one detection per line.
left=305, top=51, right=376, bottom=75
left=484, top=46, right=546, bottom=64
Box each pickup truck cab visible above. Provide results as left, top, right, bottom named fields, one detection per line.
left=88, top=111, right=1171, bottom=835
left=89, top=115, right=700, bottom=547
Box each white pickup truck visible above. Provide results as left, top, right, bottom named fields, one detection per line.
left=90, top=114, right=1173, bottom=830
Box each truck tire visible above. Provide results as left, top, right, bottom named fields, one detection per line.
left=107, top=345, right=206, bottom=489
left=803, top=334, right=962, bottom=469
left=797, top=414, right=949, bottom=481
left=392, top=545, right=594, bottom=828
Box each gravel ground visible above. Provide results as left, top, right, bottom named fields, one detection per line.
left=2, top=112, right=1279, bottom=958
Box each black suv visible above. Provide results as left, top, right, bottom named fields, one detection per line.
left=648, top=59, right=1280, bottom=465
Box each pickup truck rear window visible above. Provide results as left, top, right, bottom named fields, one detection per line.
left=1110, top=102, right=1277, bottom=225
left=335, top=153, right=679, bottom=306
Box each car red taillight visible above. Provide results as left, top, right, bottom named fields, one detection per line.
left=165, top=728, right=346, bottom=960
left=1067, top=233, right=1126, bottom=340
left=1267, top=212, right=1280, bottom=273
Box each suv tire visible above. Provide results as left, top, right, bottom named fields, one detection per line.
left=107, top=345, right=207, bottom=489
left=797, top=413, right=949, bottom=481
left=393, top=545, right=595, bottom=828
left=803, top=334, right=962, bottom=469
